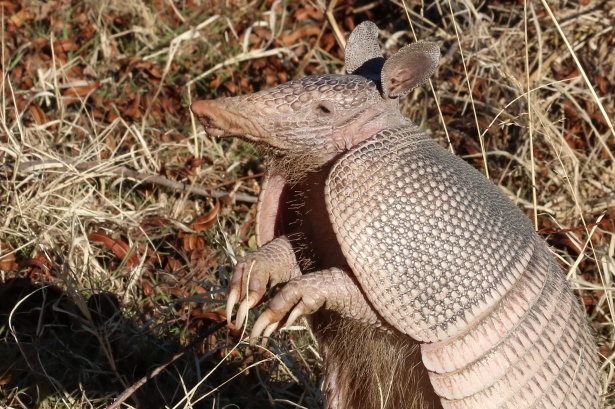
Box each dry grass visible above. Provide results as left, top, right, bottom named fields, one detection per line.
left=0, top=0, right=613, bottom=408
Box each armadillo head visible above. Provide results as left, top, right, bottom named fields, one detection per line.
left=191, top=22, right=440, bottom=176
left=191, top=74, right=395, bottom=168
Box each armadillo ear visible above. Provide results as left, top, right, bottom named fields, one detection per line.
left=345, top=21, right=385, bottom=80
left=381, top=42, right=440, bottom=98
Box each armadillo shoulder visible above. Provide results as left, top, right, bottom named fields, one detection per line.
left=325, top=126, right=538, bottom=342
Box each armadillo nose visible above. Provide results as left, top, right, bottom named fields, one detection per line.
left=190, top=101, right=212, bottom=126
left=190, top=100, right=228, bottom=137
left=190, top=100, right=210, bottom=116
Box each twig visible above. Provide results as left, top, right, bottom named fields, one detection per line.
left=108, top=319, right=229, bottom=409
left=3, top=159, right=258, bottom=203
left=326, top=0, right=346, bottom=49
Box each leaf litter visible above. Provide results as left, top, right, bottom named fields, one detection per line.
left=0, top=0, right=613, bottom=407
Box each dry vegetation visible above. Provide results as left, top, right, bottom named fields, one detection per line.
left=0, top=0, right=613, bottom=407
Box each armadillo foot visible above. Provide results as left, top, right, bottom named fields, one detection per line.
left=226, top=235, right=301, bottom=326
left=250, top=267, right=386, bottom=345
left=250, top=279, right=319, bottom=344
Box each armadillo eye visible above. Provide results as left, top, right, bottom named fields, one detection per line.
left=314, top=102, right=334, bottom=115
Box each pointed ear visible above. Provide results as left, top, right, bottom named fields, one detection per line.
left=345, top=21, right=385, bottom=79
left=381, top=42, right=440, bottom=98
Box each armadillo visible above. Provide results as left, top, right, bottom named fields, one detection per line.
left=190, top=21, right=600, bottom=409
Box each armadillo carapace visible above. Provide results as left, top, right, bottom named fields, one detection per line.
left=191, top=21, right=600, bottom=409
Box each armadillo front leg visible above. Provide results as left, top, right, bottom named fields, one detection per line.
left=251, top=267, right=388, bottom=342
left=227, top=235, right=301, bottom=325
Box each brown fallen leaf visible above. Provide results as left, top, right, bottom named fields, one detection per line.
left=189, top=201, right=220, bottom=232
left=28, top=102, right=47, bottom=125
left=0, top=242, right=17, bottom=272
left=107, top=109, right=119, bottom=123
left=321, top=33, right=336, bottom=52
left=63, top=81, right=100, bottom=98
left=52, top=38, right=78, bottom=54
left=159, top=95, right=176, bottom=116
left=21, top=253, right=52, bottom=277
left=137, top=61, right=162, bottom=79
left=185, top=157, right=208, bottom=172
left=0, top=1, right=20, bottom=12
left=0, top=372, right=12, bottom=386
left=179, top=233, right=205, bottom=251
left=595, top=75, right=608, bottom=94
left=88, top=232, right=139, bottom=268
left=8, top=8, right=34, bottom=28
left=31, top=36, right=49, bottom=49
left=165, top=257, right=182, bottom=273
left=295, top=6, right=324, bottom=22
left=278, top=25, right=322, bottom=46
left=141, top=279, right=152, bottom=297
left=122, top=92, right=142, bottom=119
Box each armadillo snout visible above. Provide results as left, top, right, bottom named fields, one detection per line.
left=190, top=101, right=228, bottom=137
left=189, top=100, right=210, bottom=117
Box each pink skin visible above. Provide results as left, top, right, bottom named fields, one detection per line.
left=190, top=76, right=408, bottom=335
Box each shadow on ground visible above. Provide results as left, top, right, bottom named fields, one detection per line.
left=0, top=277, right=320, bottom=408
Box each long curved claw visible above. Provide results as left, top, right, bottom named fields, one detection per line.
left=251, top=309, right=280, bottom=345
left=253, top=322, right=280, bottom=347
left=226, top=288, right=239, bottom=324
left=236, top=296, right=255, bottom=329
left=285, top=304, right=307, bottom=330
left=262, top=321, right=279, bottom=340
left=226, top=262, right=248, bottom=324
left=249, top=302, right=312, bottom=347
left=227, top=259, right=266, bottom=327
